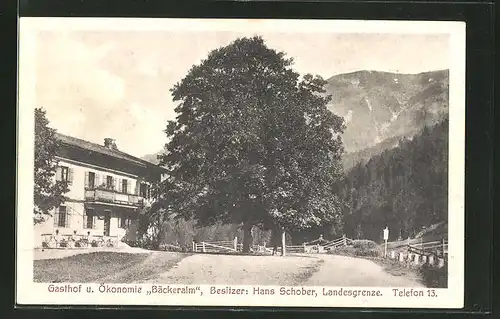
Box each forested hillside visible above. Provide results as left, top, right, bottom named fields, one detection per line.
left=336, top=118, right=448, bottom=242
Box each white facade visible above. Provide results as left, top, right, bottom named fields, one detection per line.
left=34, top=157, right=153, bottom=248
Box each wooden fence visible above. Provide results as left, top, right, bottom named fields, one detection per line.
left=408, top=239, right=448, bottom=258
left=193, top=238, right=238, bottom=253
left=387, top=238, right=448, bottom=268
left=191, top=235, right=354, bottom=254
left=323, top=235, right=353, bottom=250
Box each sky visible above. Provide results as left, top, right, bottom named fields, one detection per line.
left=34, top=29, right=450, bottom=158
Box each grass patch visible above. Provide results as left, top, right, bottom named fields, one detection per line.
left=102, top=252, right=191, bottom=283
left=34, top=252, right=150, bottom=283
left=328, top=240, right=383, bottom=258
left=419, top=263, right=448, bottom=288
left=369, top=257, right=423, bottom=280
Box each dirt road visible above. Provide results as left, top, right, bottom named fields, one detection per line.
left=305, top=254, right=424, bottom=287
left=137, top=253, right=424, bottom=287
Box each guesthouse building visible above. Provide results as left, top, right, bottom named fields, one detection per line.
left=34, top=133, right=166, bottom=248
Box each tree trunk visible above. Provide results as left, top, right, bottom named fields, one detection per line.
left=242, top=221, right=253, bottom=253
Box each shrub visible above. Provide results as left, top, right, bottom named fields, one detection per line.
left=91, top=240, right=98, bottom=247
left=161, top=245, right=184, bottom=252
left=328, top=240, right=382, bottom=258
left=121, top=238, right=139, bottom=247
left=351, top=240, right=383, bottom=257
left=59, top=239, right=68, bottom=248
left=419, top=263, right=448, bottom=288
left=352, top=239, right=378, bottom=250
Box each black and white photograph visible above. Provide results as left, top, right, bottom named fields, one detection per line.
left=17, top=18, right=465, bottom=308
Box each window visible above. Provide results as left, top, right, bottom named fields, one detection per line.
left=61, top=167, right=69, bottom=182
left=106, top=176, right=113, bottom=189
left=88, top=172, right=95, bottom=188
left=140, top=183, right=149, bottom=198
left=122, top=179, right=128, bottom=194
left=83, top=208, right=95, bottom=229
left=57, top=166, right=73, bottom=185
left=54, top=206, right=69, bottom=228
left=119, top=216, right=131, bottom=229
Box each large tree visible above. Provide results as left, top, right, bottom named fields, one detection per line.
left=156, top=36, right=345, bottom=252
left=34, top=108, right=69, bottom=224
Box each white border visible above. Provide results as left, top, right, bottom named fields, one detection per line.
left=17, top=18, right=466, bottom=308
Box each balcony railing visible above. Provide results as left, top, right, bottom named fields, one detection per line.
left=85, top=188, right=144, bottom=207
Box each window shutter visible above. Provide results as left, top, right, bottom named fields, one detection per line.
left=84, top=172, right=89, bottom=188
left=68, top=168, right=74, bottom=185
left=127, top=180, right=131, bottom=195
left=93, top=216, right=97, bottom=229
left=96, top=174, right=102, bottom=188
left=113, top=177, right=118, bottom=190
left=135, top=180, right=139, bottom=195
left=66, top=209, right=71, bottom=228
left=55, top=167, right=62, bottom=181
left=117, top=217, right=121, bottom=228
left=83, top=214, right=88, bottom=228
left=53, top=208, right=59, bottom=226
left=117, top=178, right=122, bottom=193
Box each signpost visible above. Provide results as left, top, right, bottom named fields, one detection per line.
left=383, top=227, right=389, bottom=257
left=282, top=230, right=286, bottom=256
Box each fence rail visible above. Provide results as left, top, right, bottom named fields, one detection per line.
left=192, top=235, right=355, bottom=255
left=193, top=237, right=239, bottom=253
left=386, top=237, right=448, bottom=268
left=407, top=239, right=448, bottom=258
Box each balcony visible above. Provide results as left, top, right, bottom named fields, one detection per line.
left=84, top=188, right=144, bottom=207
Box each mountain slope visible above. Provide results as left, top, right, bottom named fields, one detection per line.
left=325, top=69, right=449, bottom=156
left=141, top=151, right=164, bottom=165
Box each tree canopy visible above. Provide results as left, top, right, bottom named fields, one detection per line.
left=34, top=108, right=69, bottom=224
left=154, top=36, right=346, bottom=251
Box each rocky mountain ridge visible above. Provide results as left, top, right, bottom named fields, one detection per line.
left=143, top=69, right=450, bottom=171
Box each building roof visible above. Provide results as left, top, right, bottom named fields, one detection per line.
left=55, top=133, right=161, bottom=169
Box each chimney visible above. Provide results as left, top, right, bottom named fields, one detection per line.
left=104, top=138, right=118, bottom=150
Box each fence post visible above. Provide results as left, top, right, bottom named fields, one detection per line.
left=414, top=254, right=420, bottom=266
left=202, top=242, right=206, bottom=253
left=282, top=231, right=286, bottom=256
left=192, top=240, right=195, bottom=252
left=234, top=236, right=238, bottom=251
left=399, top=252, right=405, bottom=262
left=428, top=255, right=435, bottom=266
left=343, top=234, right=347, bottom=246
left=437, top=258, right=445, bottom=268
